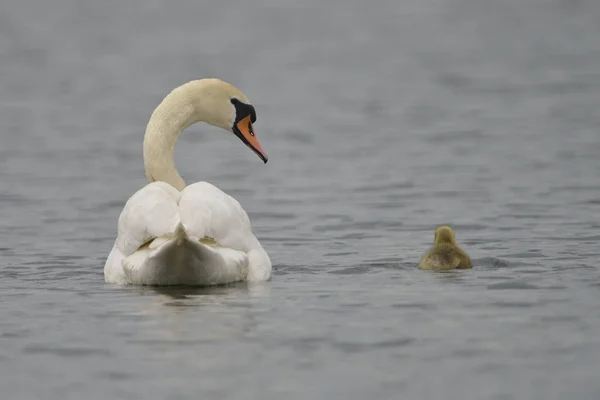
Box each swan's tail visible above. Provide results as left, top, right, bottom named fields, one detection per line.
left=122, top=224, right=245, bottom=285
left=122, top=221, right=248, bottom=286
left=173, top=222, right=188, bottom=246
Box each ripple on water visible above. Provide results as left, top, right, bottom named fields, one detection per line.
left=452, top=347, right=492, bottom=359
left=22, top=345, right=111, bottom=357
left=487, top=281, right=539, bottom=290
left=498, top=251, right=546, bottom=259
left=323, top=251, right=359, bottom=257
left=392, top=303, right=436, bottom=311
left=328, top=266, right=372, bottom=275
left=424, top=129, right=487, bottom=143
left=333, top=338, right=415, bottom=354
left=1, top=329, right=31, bottom=338
left=313, top=220, right=403, bottom=232
left=95, top=371, right=136, bottom=382
left=475, top=257, right=511, bottom=268
left=353, top=181, right=415, bottom=193
left=590, top=281, right=600, bottom=289
left=491, top=301, right=536, bottom=308
left=273, top=264, right=327, bottom=275
left=372, top=261, right=414, bottom=270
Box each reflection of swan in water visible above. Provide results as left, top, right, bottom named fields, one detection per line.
left=104, top=79, right=272, bottom=286
left=130, top=283, right=271, bottom=342
left=149, top=282, right=253, bottom=300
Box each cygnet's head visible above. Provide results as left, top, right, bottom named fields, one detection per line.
left=188, top=78, right=267, bottom=163
left=433, top=225, right=456, bottom=245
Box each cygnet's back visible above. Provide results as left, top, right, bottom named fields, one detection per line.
left=418, top=225, right=472, bottom=270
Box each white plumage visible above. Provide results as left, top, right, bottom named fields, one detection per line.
left=104, top=79, right=271, bottom=285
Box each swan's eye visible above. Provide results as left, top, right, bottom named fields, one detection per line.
left=231, top=98, right=239, bottom=105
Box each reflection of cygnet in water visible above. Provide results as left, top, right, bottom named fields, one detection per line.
left=418, top=226, right=472, bottom=270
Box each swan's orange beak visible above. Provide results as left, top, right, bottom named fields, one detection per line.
left=234, top=115, right=268, bottom=163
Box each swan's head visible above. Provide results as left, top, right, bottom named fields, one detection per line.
left=433, top=225, right=456, bottom=245
left=191, top=79, right=267, bottom=163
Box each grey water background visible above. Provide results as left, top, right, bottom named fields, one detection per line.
left=1, top=0, right=600, bottom=398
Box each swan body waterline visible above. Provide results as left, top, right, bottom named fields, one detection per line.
left=418, top=226, right=472, bottom=270
left=104, top=79, right=271, bottom=286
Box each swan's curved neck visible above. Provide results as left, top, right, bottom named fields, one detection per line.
left=143, top=83, right=203, bottom=191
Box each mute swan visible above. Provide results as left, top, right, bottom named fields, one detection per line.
left=418, top=226, right=472, bottom=270
left=104, top=79, right=272, bottom=285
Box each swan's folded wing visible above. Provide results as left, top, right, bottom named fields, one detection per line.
left=179, top=182, right=258, bottom=252
left=116, top=182, right=182, bottom=256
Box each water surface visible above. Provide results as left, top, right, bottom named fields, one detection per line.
left=1, top=0, right=600, bottom=399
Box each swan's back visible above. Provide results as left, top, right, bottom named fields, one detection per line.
left=105, top=181, right=270, bottom=285
left=179, top=182, right=257, bottom=251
